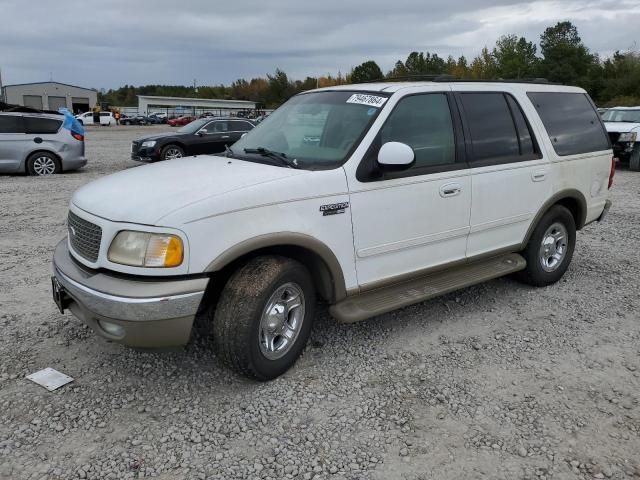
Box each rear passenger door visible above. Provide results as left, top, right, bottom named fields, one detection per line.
left=454, top=90, right=551, bottom=257
left=0, top=115, right=26, bottom=173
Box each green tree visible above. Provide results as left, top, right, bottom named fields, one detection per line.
left=493, top=34, right=538, bottom=78
left=350, top=60, right=383, bottom=83
left=469, top=47, right=498, bottom=79
left=538, top=21, right=595, bottom=85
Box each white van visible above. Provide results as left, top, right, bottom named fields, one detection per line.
left=52, top=81, right=613, bottom=380
left=75, top=111, right=116, bottom=126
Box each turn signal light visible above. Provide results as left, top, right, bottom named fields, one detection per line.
left=608, top=157, right=616, bottom=189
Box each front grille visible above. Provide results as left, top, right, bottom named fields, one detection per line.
left=131, top=141, right=140, bottom=155
left=609, top=132, right=620, bottom=144
left=67, top=211, right=102, bottom=262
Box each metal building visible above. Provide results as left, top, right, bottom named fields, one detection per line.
left=1, top=81, right=98, bottom=113
left=138, top=95, right=256, bottom=117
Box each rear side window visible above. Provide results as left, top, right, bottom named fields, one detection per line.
left=230, top=120, right=252, bottom=132
left=527, top=92, right=609, bottom=156
left=24, top=117, right=62, bottom=134
left=0, top=115, right=23, bottom=133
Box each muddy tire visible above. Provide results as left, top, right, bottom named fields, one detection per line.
left=516, top=205, right=576, bottom=287
left=212, top=256, right=316, bottom=381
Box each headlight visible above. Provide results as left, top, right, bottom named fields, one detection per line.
left=141, top=140, right=156, bottom=148
left=619, top=132, right=637, bottom=143
left=108, top=231, right=183, bottom=268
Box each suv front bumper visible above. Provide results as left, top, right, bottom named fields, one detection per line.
left=52, top=239, right=208, bottom=347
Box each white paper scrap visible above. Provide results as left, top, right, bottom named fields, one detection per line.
left=26, top=368, right=74, bottom=391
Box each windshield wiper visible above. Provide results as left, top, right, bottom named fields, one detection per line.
left=243, top=147, right=300, bottom=169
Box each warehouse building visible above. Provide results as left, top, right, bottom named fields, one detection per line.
left=1, top=81, right=97, bottom=113
left=138, top=95, right=256, bottom=117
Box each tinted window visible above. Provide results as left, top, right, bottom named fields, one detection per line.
left=0, top=115, right=23, bottom=134
left=209, top=121, right=229, bottom=133
left=527, top=92, right=609, bottom=156
left=230, top=120, right=252, bottom=132
left=460, top=93, right=519, bottom=162
left=505, top=95, right=536, bottom=157
left=99, top=112, right=111, bottom=117
left=380, top=93, right=455, bottom=168
left=24, top=117, right=62, bottom=134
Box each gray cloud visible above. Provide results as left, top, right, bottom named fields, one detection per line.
left=0, top=0, right=638, bottom=89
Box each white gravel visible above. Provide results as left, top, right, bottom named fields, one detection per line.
left=1, top=125, right=639, bottom=480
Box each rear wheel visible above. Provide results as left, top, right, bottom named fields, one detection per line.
left=516, top=205, right=576, bottom=287
left=211, top=256, right=316, bottom=380
left=160, top=144, right=184, bottom=160
left=629, top=146, right=640, bottom=171
left=26, top=152, right=61, bottom=176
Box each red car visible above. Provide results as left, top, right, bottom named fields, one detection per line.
left=167, top=116, right=195, bottom=127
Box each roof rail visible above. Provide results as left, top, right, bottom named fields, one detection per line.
left=361, top=74, right=558, bottom=85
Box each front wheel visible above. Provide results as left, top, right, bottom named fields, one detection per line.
left=515, top=205, right=576, bottom=287
left=211, top=256, right=316, bottom=380
left=160, top=144, right=184, bottom=160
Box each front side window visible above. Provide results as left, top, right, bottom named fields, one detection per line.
left=527, top=92, right=609, bottom=156
left=211, top=121, right=229, bottom=133
left=0, top=116, right=23, bottom=134
left=459, top=93, right=520, bottom=162
left=230, top=90, right=388, bottom=169
left=380, top=93, right=456, bottom=169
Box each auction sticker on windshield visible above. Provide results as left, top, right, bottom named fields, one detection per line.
left=346, top=94, right=388, bottom=108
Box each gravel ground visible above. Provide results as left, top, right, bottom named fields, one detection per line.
left=1, top=125, right=639, bottom=480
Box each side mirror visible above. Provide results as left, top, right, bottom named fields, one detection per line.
left=377, top=142, right=415, bottom=169
left=197, top=130, right=207, bottom=136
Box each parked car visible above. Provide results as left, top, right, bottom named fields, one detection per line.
left=131, top=117, right=255, bottom=161
left=75, top=111, right=116, bottom=126
left=601, top=107, right=640, bottom=170
left=146, top=114, right=165, bottom=124
left=0, top=112, right=86, bottom=175
left=120, top=114, right=149, bottom=126
left=167, top=116, right=195, bottom=127
left=52, top=82, right=613, bottom=380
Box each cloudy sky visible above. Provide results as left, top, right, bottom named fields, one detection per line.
left=1, top=0, right=639, bottom=90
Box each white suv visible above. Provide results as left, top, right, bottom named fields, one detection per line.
left=52, top=81, right=613, bottom=380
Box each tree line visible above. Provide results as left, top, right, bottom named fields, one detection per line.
left=100, top=21, right=640, bottom=109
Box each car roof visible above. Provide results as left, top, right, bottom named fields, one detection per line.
left=607, top=106, right=640, bottom=110
left=0, top=111, right=63, bottom=120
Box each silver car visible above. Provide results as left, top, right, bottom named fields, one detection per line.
left=0, top=112, right=87, bottom=175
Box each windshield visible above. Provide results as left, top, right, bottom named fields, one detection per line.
left=602, top=109, right=640, bottom=123
left=229, top=90, right=389, bottom=169
left=176, top=119, right=206, bottom=133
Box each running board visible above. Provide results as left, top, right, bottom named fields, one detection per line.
left=330, top=253, right=526, bottom=324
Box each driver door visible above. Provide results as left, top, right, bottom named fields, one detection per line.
left=193, top=120, right=230, bottom=155
left=348, top=92, right=471, bottom=288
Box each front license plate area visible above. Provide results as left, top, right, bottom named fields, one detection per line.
left=51, top=276, right=69, bottom=314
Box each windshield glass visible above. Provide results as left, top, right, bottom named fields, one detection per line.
left=230, top=90, right=389, bottom=169
left=602, top=109, right=640, bottom=123
left=177, top=119, right=206, bottom=133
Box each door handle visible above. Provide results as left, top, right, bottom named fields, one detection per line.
left=439, top=183, right=462, bottom=198
left=221, top=135, right=230, bottom=139
left=532, top=170, right=547, bottom=182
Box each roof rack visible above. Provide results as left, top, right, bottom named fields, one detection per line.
left=362, top=74, right=558, bottom=85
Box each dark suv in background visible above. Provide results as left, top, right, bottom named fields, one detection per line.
left=131, top=117, right=255, bottom=161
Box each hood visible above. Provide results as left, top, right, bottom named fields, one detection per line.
left=604, top=122, right=640, bottom=134
left=72, top=156, right=308, bottom=225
